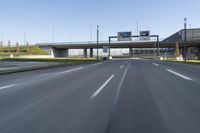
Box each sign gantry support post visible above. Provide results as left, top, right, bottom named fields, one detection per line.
left=149, top=35, right=159, bottom=56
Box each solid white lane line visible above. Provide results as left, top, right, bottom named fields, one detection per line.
left=166, top=69, right=193, bottom=81
left=120, top=65, right=124, bottom=69
left=153, top=63, right=159, bottom=67
left=93, top=62, right=102, bottom=66
left=60, top=67, right=84, bottom=74
left=0, top=84, right=19, bottom=90
left=90, top=74, right=115, bottom=99
left=114, top=67, right=128, bottom=106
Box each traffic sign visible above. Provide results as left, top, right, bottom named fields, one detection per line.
left=118, top=32, right=132, bottom=41
left=139, top=31, right=150, bottom=41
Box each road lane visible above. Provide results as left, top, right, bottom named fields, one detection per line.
left=0, top=59, right=200, bottom=133
left=107, top=60, right=200, bottom=133
left=151, top=60, right=200, bottom=79
left=0, top=60, right=128, bottom=133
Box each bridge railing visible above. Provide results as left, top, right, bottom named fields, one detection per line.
left=37, top=38, right=166, bottom=46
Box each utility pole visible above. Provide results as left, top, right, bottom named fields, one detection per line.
left=97, top=25, right=99, bottom=61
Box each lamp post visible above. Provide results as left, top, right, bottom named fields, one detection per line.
left=97, top=25, right=99, bottom=61
left=136, top=21, right=139, bottom=42
left=90, top=25, right=93, bottom=43
left=184, top=18, right=187, bottom=62
left=24, top=32, right=26, bottom=46
left=52, top=28, right=55, bottom=43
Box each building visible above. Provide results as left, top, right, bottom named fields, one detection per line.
left=163, top=28, right=200, bottom=43
left=163, top=28, right=200, bottom=60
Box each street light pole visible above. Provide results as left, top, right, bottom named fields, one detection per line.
left=24, top=32, right=26, bottom=46
left=0, top=35, right=3, bottom=53
left=184, top=18, right=187, bottom=62
left=52, top=28, right=55, bottom=43
left=157, top=35, right=160, bottom=56
left=90, top=25, right=93, bottom=43
left=136, top=21, right=139, bottom=42
left=1, top=34, right=3, bottom=44
left=108, top=37, right=111, bottom=57
left=97, top=25, right=99, bottom=61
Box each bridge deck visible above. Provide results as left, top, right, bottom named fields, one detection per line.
left=37, top=41, right=200, bottom=49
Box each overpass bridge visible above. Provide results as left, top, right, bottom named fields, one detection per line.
left=37, top=29, right=200, bottom=59
left=37, top=40, right=200, bottom=59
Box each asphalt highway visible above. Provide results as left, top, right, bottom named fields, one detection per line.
left=0, top=61, right=58, bottom=71
left=0, top=59, right=200, bottom=133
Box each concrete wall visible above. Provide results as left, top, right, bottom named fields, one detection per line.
left=53, top=48, right=69, bottom=58
left=40, top=46, right=54, bottom=57
left=39, top=46, right=69, bottom=58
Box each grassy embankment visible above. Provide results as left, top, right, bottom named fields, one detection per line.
left=0, top=58, right=100, bottom=75
left=0, top=46, right=100, bottom=74
left=164, top=58, right=200, bottom=65
left=0, top=46, right=48, bottom=56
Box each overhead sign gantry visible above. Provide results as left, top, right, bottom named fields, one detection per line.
left=108, top=31, right=160, bottom=57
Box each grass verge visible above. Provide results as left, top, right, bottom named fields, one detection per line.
left=164, top=59, right=200, bottom=65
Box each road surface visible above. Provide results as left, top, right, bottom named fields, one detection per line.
left=0, top=61, right=58, bottom=71
left=0, top=59, right=200, bottom=133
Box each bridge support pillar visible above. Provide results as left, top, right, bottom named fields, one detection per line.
left=129, top=48, right=133, bottom=58
left=66, top=49, right=69, bottom=57
left=84, top=48, right=87, bottom=58
left=90, top=48, right=93, bottom=58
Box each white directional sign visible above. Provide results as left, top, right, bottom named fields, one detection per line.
left=139, top=31, right=150, bottom=41
left=118, top=32, right=132, bottom=41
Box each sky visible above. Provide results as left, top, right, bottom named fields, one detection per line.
left=0, top=0, right=200, bottom=45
